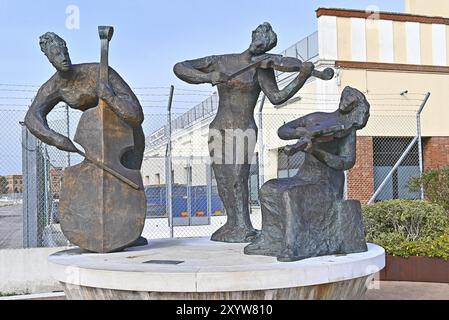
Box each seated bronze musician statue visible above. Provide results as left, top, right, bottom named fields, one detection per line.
left=244, top=86, right=371, bottom=262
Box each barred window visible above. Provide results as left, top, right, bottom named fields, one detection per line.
left=373, top=137, right=421, bottom=201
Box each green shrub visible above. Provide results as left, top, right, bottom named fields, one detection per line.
left=362, top=200, right=449, bottom=260
left=409, top=165, right=449, bottom=212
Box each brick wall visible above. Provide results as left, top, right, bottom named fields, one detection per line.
left=347, top=136, right=375, bottom=204
left=423, top=137, right=449, bottom=170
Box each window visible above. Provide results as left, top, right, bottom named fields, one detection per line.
left=373, top=137, right=421, bottom=201
left=154, top=174, right=160, bottom=185
left=184, top=167, right=192, bottom=185
left=277, top=148, right=303, bottom=178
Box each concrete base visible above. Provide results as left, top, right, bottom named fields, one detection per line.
left=48, top=237, right=385, bottom=300
left=0, top=247, right=68, bottom=295
left=0, top=292, right=66, bottom=301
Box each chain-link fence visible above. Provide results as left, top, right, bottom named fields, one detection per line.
left=0, top=109, right=27, bottom=249
left=21, top=106, right=81, bottom=248
left=0, top=84, right=429, bottom=249
left=264, top=92, right=429, bottom=205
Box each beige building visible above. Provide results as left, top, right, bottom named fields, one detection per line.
left=405, top=0, right=449, bottom=17
left=143, top=0, right=449, bottom=204
left=4, top=175, right=23, bottom=194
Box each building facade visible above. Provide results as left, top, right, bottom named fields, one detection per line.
left=143, top=0, right=449, bottom=205
left=311, top=4, right=449, bottom=202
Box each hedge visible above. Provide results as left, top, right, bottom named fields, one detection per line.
left=409, top=165, right=449, bottom=212
left=362, top=200, right=449, bottom=260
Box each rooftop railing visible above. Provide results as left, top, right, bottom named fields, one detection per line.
left=146, top=31, right=318, bottom=148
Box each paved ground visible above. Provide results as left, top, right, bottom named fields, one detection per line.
left=364, top=281, right=449, bottom=300
left=1, top=206, right=447, bottom=300
left=0, top=204, right=22, bottom=249
left=2, top=281, right=447, bottom=300
left=0, top=207, right=260, bottom=249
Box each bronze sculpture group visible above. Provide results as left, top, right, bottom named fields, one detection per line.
left=25, top=23, right=370, bottom=261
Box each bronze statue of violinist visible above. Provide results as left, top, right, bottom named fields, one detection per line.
left=174, top=22, right=334, bottom=243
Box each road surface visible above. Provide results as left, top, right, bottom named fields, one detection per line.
left=0, top=204, right=22, bottom=249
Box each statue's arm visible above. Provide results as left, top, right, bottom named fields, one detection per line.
left=100, top=68, right=144, bottom=128
left=258, top=62, right=314, bottom=105
left=263, top=54, right=302, bottom=73
left=277, top=117, right=308, bottom=140
left=24, top=80, right=78, bottom=152
left=311, top=130, right=357, bottom=171
left=173, top=56, right=219, bottom=84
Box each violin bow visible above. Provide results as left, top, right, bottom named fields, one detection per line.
left=216, top=55, right=334, bottom=86
left=76, top=149, right=140, bottom=190
left=227, top=56, right=273, bottom=81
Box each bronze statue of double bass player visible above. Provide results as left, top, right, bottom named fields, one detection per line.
left=24, top=27, right=147, bottom=253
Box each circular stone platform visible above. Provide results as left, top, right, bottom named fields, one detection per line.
left=48, top=237, right=385, bottom=300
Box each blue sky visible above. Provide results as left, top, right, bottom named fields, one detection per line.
left=0, top=0, right=405, bottom=175
left=0, top=0, right=404, bottom=90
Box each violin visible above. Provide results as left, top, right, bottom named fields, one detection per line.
left=283, top=111, right=355, bottom=156
left=283, top=86, right=370, bottom=156
left=58, top=26, right=146, bottom=253
left=212, top=55, right=335, bottom=86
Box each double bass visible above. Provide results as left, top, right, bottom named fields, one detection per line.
left=59, top=26, right=146, bottom=253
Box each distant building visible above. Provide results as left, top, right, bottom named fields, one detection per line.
left=5, top=175, right=23, bottom=194
left=50, top=168, right=63, bottom=198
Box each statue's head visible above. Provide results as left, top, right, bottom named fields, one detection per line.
left=39, top=32, right=72, bottom=72
left=249, top=22, right=278, bottom=55
left=339, top=86, right=370, bottom=130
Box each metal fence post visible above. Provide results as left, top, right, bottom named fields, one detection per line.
left=343, top=171, right=348, bottom=200
left=417, top=92, right=431, bottom=200
left=166, top=85, right=175, bottom=238
left=186, top=156, right=192, bottom=225
left=42, top=148, right=50, bottom=229
left=206, top=161, right=213, bottom=224
left=21, top=123, right=38, bottom=248
left=258, top=95, right=266, bottom=188
left=66, top=104, right=71, bottom=167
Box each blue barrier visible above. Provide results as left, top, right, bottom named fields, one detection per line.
left=145, top=185, right=224, bottom=218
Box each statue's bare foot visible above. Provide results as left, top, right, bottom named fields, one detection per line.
left=211, top=224, right=259, bottom=243
left=130, top=236, right=148, bottom=248
left=244, top=237, right=265, bottom=255
left=277, top=247, right=307, bottom=262
left=244, top=242, right=272, bottom=256
left=244, top=233, right=281, bottom=257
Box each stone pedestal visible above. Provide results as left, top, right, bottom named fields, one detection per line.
left=48, top=237, right=385, bottom=300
